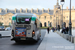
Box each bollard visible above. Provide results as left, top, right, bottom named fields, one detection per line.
left=71, top=36, right=74, bottom=43
left=68, top=35, right=71, bottom=41
left=0, top=34, right=2, bottom=38
left=74, top=37, right=75, bottom=44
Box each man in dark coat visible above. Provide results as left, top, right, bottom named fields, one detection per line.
left=52, top=27, right=55, bottom=32
left=66, top=27, right=69, bottom=34
left=58, top=25, right=60, bottom=31
left=47, top=27, right=49, bottom=34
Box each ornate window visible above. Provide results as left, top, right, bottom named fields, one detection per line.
left=44, top=16, right=46, bottom=19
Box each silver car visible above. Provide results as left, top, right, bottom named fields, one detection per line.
left=5, top=27, right=11, bottom=31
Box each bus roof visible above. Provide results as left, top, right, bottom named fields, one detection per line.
left=12, top=13, right=41, bottom=22
left=12, top=13, right=37, bottom=17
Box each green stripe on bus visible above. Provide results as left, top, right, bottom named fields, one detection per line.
left=31, top=17, right=36, bottom=21
left=12, top=17, right=16, bottom=20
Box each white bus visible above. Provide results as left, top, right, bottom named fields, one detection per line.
left=11, top=13, right=41, bottom=43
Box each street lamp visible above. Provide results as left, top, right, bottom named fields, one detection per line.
left=69, top=0, right=72, bottom=35
left=60, top=0, right=65, bottom=29
left=56, top=10, right=58, bottom=30
left=56, top=6, right=60, bottom=30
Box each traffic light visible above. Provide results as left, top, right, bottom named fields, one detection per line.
left=61, top=0, right=64, bottom=2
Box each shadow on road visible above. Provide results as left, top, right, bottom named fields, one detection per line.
left=12, top=40, right=41, bottom=45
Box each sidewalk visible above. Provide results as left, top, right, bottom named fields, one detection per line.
left=37, top=30, right=75, bottom=50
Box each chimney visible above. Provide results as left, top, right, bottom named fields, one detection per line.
left=0, top=8, right=2, bottom=13
left=26, top=8, right=28, bottom=13
left=15, top=8, right=17, bottom=13
left=37, top=8, right=38, bottom=13
left=6, top=8, right=8, bottom=13
left=42, top=8, right=44, bottom=13
left=48, top=8, right=50, bottom=13
left=20, top=8, right=22, bottom=13
left=72, top=6, right=74, bottom=10
left=31, top=8, right=33, bottom=13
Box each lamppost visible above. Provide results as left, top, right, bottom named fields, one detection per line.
left=60, top=0, right=65, bottom=29
left=56, top=7, right=60, bottom=30
left=56, top=10, right=58, bottom=29
left=69, top=0, right=72, bottom=35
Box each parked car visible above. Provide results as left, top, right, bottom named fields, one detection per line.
left=0, top=26, right=5, bottom=31
left=5, top=27, right=11, bottom=31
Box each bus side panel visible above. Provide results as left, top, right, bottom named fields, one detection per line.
left=26, top=23, right=33, bottom=37
left=11, top=21, right=16, bottom=39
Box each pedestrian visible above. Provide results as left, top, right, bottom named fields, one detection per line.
left=47, top=27, right=49, bottom=34
left=52, top=27, right=55, bottom=32
left=58, top=25, right=60, bottom=31
left=63, top=25, right=66, bottom=34
left=66, top=27, right=69, bottom=34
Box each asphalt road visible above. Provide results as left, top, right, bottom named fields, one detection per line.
left=0, top=29, right=46, bottom=50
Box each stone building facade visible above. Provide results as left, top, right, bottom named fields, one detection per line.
left=0, top=0, right=75, bottom=28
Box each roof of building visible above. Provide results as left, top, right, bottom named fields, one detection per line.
left=0, top=9, right=54, bottom=15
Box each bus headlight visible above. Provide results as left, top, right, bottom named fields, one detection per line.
left=26, top=25, right=31, bottom=29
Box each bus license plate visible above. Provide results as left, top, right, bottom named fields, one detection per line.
left=21, top=38, right=26, bottom=40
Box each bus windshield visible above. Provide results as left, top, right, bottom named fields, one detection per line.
left=16, top=16, right=31, bottom=24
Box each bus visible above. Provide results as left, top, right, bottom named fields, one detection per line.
left=11, top=13, right=41, bottom=43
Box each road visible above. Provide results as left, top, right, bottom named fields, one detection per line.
left=0, top=29, right=46, bottom=50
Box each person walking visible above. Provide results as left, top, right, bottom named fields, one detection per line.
left=52, top=27, right=55, bottom=32
left=63, top=25, right=66, bottom=34
left=58, top=25, right=60, bottom=31
left=66, top=27, right=69, bottom=34
left=47, top=27, right=50, bottom=34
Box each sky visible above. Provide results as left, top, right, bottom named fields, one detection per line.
left=0, top=0, right=75, bottom=10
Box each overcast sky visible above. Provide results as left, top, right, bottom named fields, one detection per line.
left=0, top=0, right=75, bottom=10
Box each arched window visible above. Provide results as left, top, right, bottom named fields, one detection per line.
left=44, top=22, right=46, bottom=27
left=35, top=20, right=37, bottom=28
left=40, top=23, right=42, bottom=27
left=50, top=22, right=52, bottom=27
